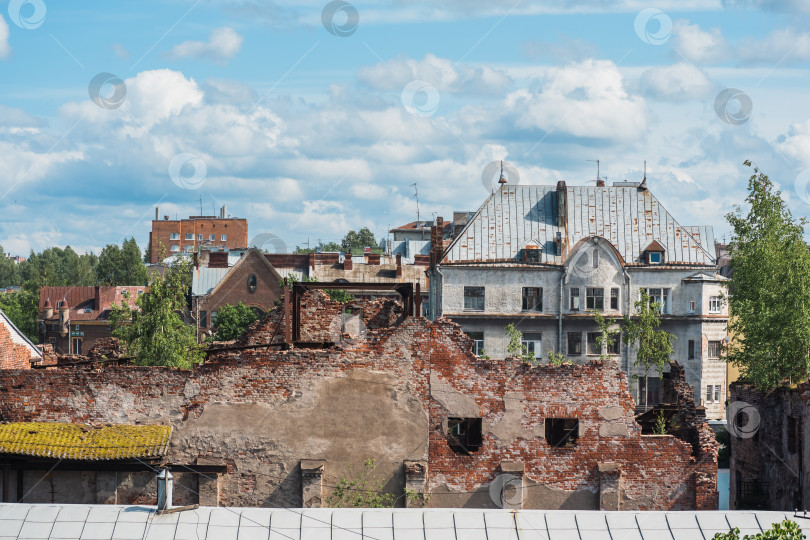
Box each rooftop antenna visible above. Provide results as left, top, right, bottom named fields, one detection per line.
left=586, top=159, right=601, bottom=183
left=643, top=160, right=647, bottom=182
left=199, top=195, right=203, bottom=216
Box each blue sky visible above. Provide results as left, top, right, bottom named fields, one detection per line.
left=1, top=0, right=810, bottom=256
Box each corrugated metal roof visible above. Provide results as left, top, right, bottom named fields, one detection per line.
left=0, top=423, right=171, bottom=461
left=445, top=185, right=715, bottom=266
left=1, top=505, right=808, bottom=539
left=191, top=267, right=230, bottom=296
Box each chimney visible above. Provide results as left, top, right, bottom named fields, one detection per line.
left=556, top=181, right=567, bottom=228
left=344, top=253, right=352, bottom=270
left=164, top=215, right=169, bottom=221
left=596, top=179, right=605, bottom=187
left=396, top=253, right=402, bottom=278
left=429, top=217, right=444, bottom=268
left=155, top=207, right=159, bottom=220
left=157, top=469, right=173, bottom=511
left=94, top=286, right=101, bottom=313
left=58, top=297, right=70, bottom=336
left=220, top=205, right=227, bottom=219
left=368, top=253, right=381, bottom=265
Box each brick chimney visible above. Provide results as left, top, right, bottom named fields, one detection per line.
left=556, top=181, right=567, bottom=228
left=396, top=253, right=402, bottom=278
left=368, top=253, right=381, bottom=265
left=344, top=253, right=352, bottom=270
left=596, top=179, right=605, bottom=187
left=429, top=217, right=444, bottom=268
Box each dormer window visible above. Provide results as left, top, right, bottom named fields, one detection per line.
left=642, top=240, right=666, bottom=265
left=648, top=252, right=663, bottom=264
left=522, top=241, right=542, bottom=263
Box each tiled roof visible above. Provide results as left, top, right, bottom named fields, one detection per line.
left=38, top=287, right=146, bottom=321
left=0, top=423, right=171, bottom=461
left=0, top=506, right=808, bottom=539
left=444, top=184, right=715, bottom=266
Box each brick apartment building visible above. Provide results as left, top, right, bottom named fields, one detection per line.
left=0, top=308, right=42, bottom=369
left=38, top=286, right=147, bottom=355
left=148, top=206, right=248, bottom=264
left=0, top=291, right=717, bottom=510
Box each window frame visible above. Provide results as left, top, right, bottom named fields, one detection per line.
left=570, top=287, right=580, bottom=311
left=586, top=332, right=601, bottom=356
left=221, top=234, right=227, bottom=241
left=545, top=418, right=579, bottom=448
left=185, top=233, right=194, bottom=241
left=463, top=286, right=485, bottom=312
left=642, top=288, right=670, bottom=314
left=709, top=296, right=722, bottom=313
left=610, top=288, right=619, bottom=310
left=586, top=287, right=604, bottom=311
left=521, top=333, right=542, bottom=359
left=648, top=251, right=663, bottom=264
left=688, top=340, right=695, bottom=359
left=169, top=233, right=180, bottom=240
left=71, top=337, right=82, bottom=355
left=521, top=287, right=543, bottom=312
left=708, top=340, right=722, bottom=359
left=465, top=331, right=484, bottom=357
left=567, top=332, right=582, bottom=355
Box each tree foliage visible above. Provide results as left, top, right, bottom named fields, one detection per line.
left=294, top=228, right=380, bottom=254
left=0, top=283, right=39, bottom=342
left=505, top=323, right=537, bottom=364
left=19, top=246, right=97, bottom=287
left=95, top=238, right=148, bottom=285
left=325, top=459, right=394, bottom=508
left=0, top=246, right=21, bottom=287
left=214, top=302, right=260, bottom=341
left=110, top=259, right=202, bottom=369
left=712, top=519, right=805, bottom=540
left=622, top=290, right=675, bottom=376
left=725, top=162, right=810, bottom=389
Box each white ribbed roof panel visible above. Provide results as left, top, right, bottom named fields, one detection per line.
left=444, top=185, right=715, bottom=266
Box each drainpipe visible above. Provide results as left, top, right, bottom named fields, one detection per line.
left=432, top=265, right=445, bottom=321
left=623, top=267, right=632, bottom=373
left=157, top=469, right=173, bottom=511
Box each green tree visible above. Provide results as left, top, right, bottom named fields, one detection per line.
left=726, top=162, right=810, bottom=389
left=95, top=238, right=149, bottom=285
left=505, top=323, right=537, bottom=364
left=214, top=302, right=260, bottom=340
left=593, top=311, right=620, bottom=361
left=325, top=459, right=395, bottom=508
left=110, top=259, right=202, bottom=369
left=622, top=290, right=675, bottom=408
left=19, top=246, right=97, bottom=286
left=0, top=283, right=39, bottom=342
left=712, top=519, right=805, bottom=539
left=294, top=241, right=342, bottom=254
left=341, top=227, right=379, bottom=252
left=0, top=247, right=21, bottom=286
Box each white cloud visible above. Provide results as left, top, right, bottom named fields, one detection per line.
left=166, top=27, right=243, bottom=65
left=737, top=28, right=810, bottom=64
left=357, top=54, right=511, bottom=95
left=776, top=119, right=810, bottom=167
left=672, top=20, right=729, bottom=64
left=0, top=15, right=11, bottom=60
left=639, top=63, right=714, bottom=101
left=502, top=59, right=647, bottom=140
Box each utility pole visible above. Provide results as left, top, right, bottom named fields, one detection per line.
left=412, top=183, right=423, bottom=240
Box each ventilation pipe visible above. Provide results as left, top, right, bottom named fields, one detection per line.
left=157, top=469, right=173, bottom=511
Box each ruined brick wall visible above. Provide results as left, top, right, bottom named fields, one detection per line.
left=0, top=318, right=34, bottom=370
left=729, top=382, right=808, bottom=510
left=0, top=307, right=716, bottom=510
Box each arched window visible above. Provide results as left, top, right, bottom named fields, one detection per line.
left=247, top=274, right=258, bottom=293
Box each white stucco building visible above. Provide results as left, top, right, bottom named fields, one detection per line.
left=428, top=179, right=729, bottom=420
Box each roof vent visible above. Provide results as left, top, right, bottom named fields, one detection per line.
left=157, top=469, right=173, bottom=511
left=497, top=160, right=507, bottom=184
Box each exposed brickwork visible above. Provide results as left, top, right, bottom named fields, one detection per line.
left=0, top=316, right=35, bottom=369
left=149, top=216, right=248, bottom=264
left=0, top=294, right=717, bottom=509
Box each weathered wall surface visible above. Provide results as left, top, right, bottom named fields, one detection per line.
left=0, top=317, right=34, bottom=370
left=0, top=299, right=717, bottom=510
left=729, top=382, right=809, bottom=511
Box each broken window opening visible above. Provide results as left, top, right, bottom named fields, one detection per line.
left=545, top=418, right=579, bottom=448
left=586, top=288, right=604, bottom=310
left=522, top=287, right=543, bottom=311
left=610, top=288, right=619, bottom=310
left=446, top=417, right=483, bottom=453
left=463, top=286, right=485, bottom=311
left=570, top=287, right=580, bottom=311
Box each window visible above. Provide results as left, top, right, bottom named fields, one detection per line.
left=247, top=273, right=258, bottom=293
left=610, top=288, right=619, bottom=310
left=466, top=332, right=484, bottom=357
left=567, top=332, right=582, bottom=355
left=639, top=377, right=661, bottom=406
left=463, top=286, right=485, bottom=311
left=642, top=288, right=670, bottom=314
left=169, top=233, right=180, bottom=240
left=586, top=288, right=604, bottom=310
left=209, top=234, right=215, bottom=241
left=689, top=301, right=696, bottom=313
left=198, top=234, right=203, bottom=240
left=522, top=287, right=542, bottom=311
left=688, top=340, right=695, bottom=359
left=648, top=251, right=663, bottom=264
left=185, top=233, right=194, bottom=240
left=199, top=311, right=207, bottom=328
left=48, top=337, right=56, bottom=346
left=586, top=332, right=601, bottom=355
left=211, top=311, right=218, bottom=327
left=524, top=248, right=541, bottom=263
left=592, top=249, right=599, bottom=267
left=71, top=338, right=82, bottom=355
left=570, top=287, right=580, bottom=310
left=522, top=333, right=542, bottom=359
left=608, top=333, right=621, bottom=355
left=714, top=385, right=721, bottom=403
left=708, top=341, right=721, bottom=358
left=709, top=296, right=722, bottom=313
left=545, top=418, right=579, bottom=448
left=170, top=245, right=180, bottom=252
left=184, top=246, right=194, bottom=252
left=221, top=234, right=227, bottom=241
left=446, top=417, right=483, bottom=453
left=706, top=385, right=713, bottom=403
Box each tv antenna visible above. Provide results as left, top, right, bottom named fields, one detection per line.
left=586, top=159, right=602, bottom=183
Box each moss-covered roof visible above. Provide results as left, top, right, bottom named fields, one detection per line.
left=0, top=422, right=171, bottom=461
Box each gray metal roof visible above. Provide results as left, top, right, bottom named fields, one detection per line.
left=2, top=504, right=809, bottom=540
left=444, top=184, right=715, bottom=266
left=191, top=267, right=230, bottom=297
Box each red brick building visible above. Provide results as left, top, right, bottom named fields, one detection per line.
left=148, top=206, right=248, bottom=264
left=0, top=308, right=42, bottom=369
left=38, top=286, right=147, bottom=355
left=3, top=291, right=718, bottom=509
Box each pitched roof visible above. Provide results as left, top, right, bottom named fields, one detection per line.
left=0, top=506, right=807, bottom=539
left=443, top=184, right=715, bottom=266
left=0, top=308, right=42, bottom=360
left=38, top=287, right=147, bottom=321
left=0, top=422, right=171, bottom=461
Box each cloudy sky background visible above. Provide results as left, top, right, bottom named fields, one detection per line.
left=1, top=0, right=810, bottom=255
